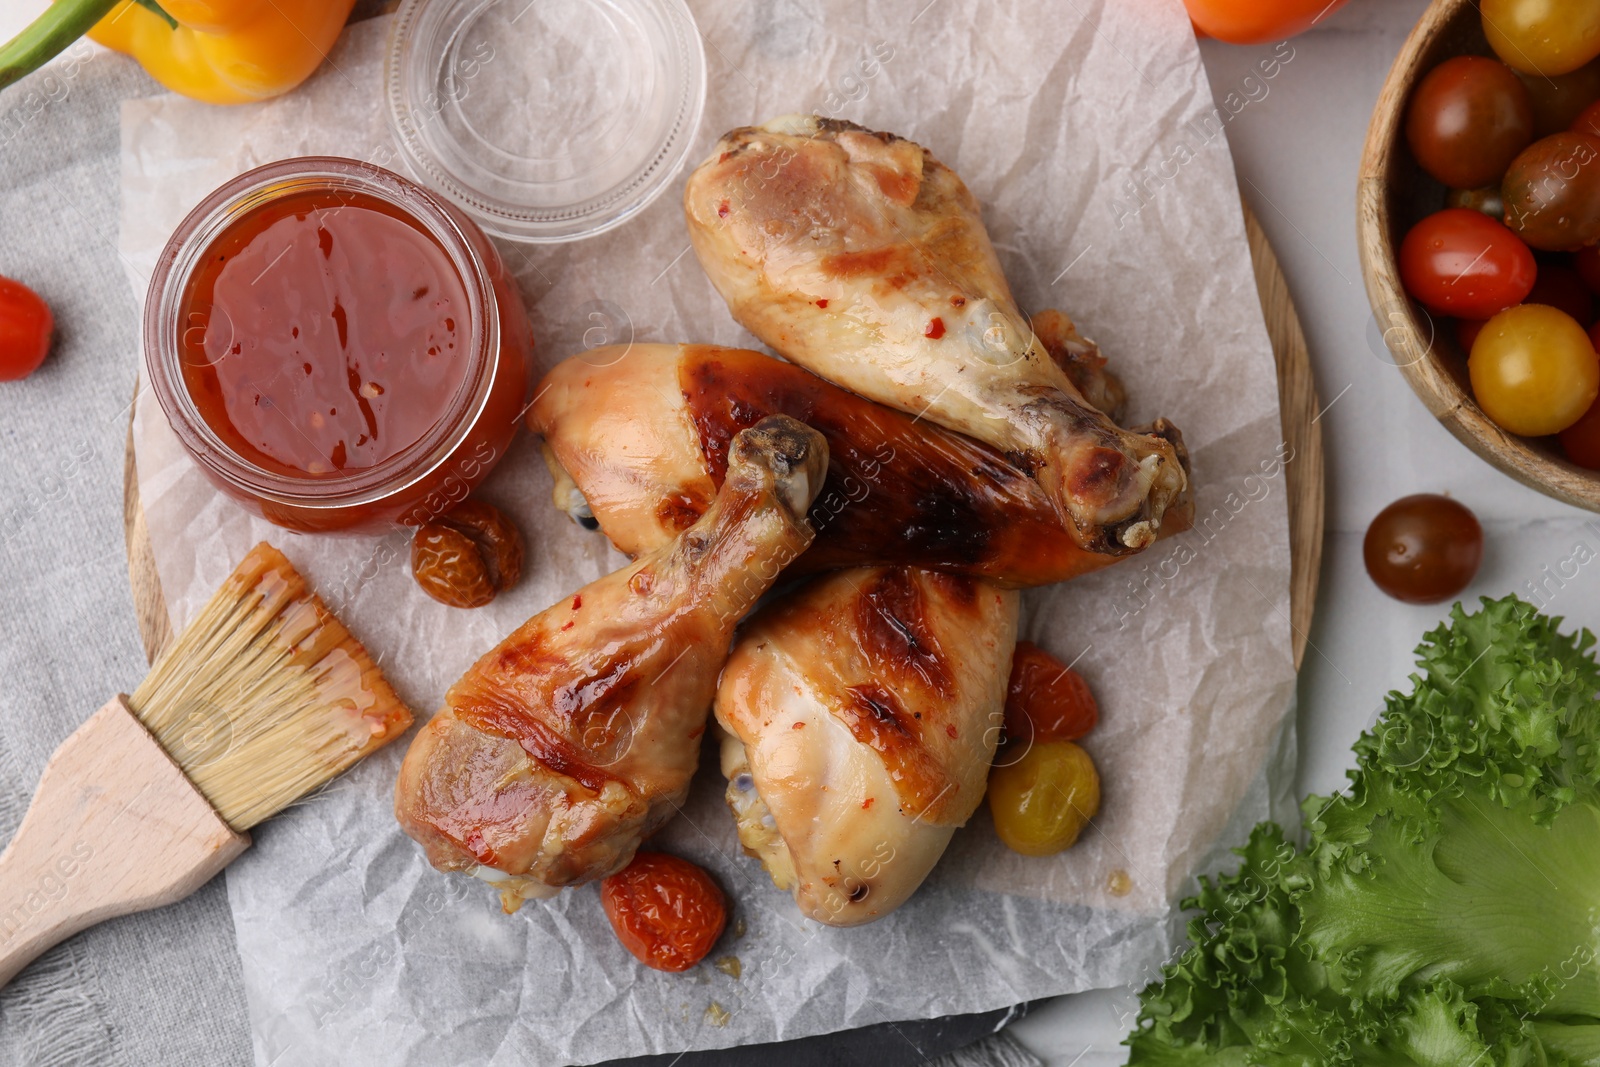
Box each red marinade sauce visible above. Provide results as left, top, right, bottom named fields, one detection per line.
left=179, top=187, right=471, bottom=478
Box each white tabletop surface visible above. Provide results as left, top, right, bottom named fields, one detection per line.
left=1012, top=1, right=1600, bottom=1062
left=5, top=0, right=1599, bottom=1063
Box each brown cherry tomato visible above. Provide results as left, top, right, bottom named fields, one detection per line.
left=1399, top=209, right=1536, bottom=318
left=1560, top=393, right=1600, bottom=468
left=1521, top=60, right=1600, bottom=136
left=1363, top=494, right=1484, bottom=605
left=1527, top=262, right=1596, bottom=325
left=1003, top=641, right=1099, bottom=746
left=600, top=852, right=727, bottom=972
left=1503, top=131, right=1600, bottom=250
left=1406, top=56, right=1534, bottom=189
left=0, top=276, right=53, bottom=381
left=410, top=499, right=524, bottom=608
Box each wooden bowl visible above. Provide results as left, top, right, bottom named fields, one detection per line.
left=1357, top=0, right=1600, bottom=513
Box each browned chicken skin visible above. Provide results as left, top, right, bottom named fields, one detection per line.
left=684, top=115, right=1187, bottom=554
left=394, top=416, right=827, bottom=909
left=530, top=344, right=1190, bottom=588
left=716, top=566, right=1018, bottom=926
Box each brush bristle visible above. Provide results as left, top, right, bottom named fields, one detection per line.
left=129, top=543, right=414, bottom=831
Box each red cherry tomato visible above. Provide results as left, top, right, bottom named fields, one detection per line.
left=600, top=852, right=726, bottom=972
left=0, top=277, right=53, bottom=381
left=1406, top=56, right=1534, bottom=190
left=1180, top=0, right=1350, bottom=45
left=1561, top=393, right=1600, bottom=468
left=1399, top=209, right=1537, bottom=318
left=1363, top=495, right=1484, bottom=604
left=1527, top=263, right=1596, bottom=325
left=1003, top=641, right=1099, bottom=747
left=1576, top=244, right=1600, bottom=293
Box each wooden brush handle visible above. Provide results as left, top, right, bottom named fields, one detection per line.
left=0, top=696, right=249, bottom=987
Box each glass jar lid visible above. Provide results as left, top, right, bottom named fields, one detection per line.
left=386, top=0, right=707, bottom=243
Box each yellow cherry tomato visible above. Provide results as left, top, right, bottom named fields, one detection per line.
left=1483, top=0, right=1600, bottom=78
left=1470, top=304, right=1600, bottom=436
left=988, top=740, right=1100, bottom=857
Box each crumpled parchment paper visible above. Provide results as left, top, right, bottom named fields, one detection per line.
left=120, top=3, right=1297, bottom=1062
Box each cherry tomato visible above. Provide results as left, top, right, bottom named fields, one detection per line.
left=1364, top=495, right=1483, bottom=604
left=1406, top=57, right=1534, bottom=189
left=1561, top=392, right=1600, bottom=468
left=1003, top=641, right=1099, bottom=747
left=0, top=277, right=53, bottom=381
left=1575, top=99, right=1600, bottom=139
left=1527, top=262, right=1595, bottom=324
left=1470, top=303, right=1600, bottom=435
left=1521, top=60, right=1600, bottom=136
left=1399, top=209, right=1536, bottom=318
left=1576, top=244, right=1600, bottom=293
left=988, top=740, right=1100, bottom=857
left=600, top=852, right=726, bottom=973
left=1483, top=0, right=1600, bottom=78
left=1457, top=318, right=1488, bottom=354
left=1180, top=0, right=1349, bottom=45
left=1446, top=186, right=1506, bottom=219
left=1503, top=132, right=1600, bottom=250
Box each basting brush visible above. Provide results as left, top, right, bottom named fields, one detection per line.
left=0, top=542, right=413, bottom=986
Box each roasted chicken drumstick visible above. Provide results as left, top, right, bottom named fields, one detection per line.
left=530, top=343, right=1190, bottom=588
left=394, top=416, right=827, bottom=909
left=716, top=566, right=1018, bottom=926
left=684, top=115, right=1187, bottom=554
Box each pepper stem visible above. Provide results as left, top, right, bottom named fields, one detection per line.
left=0, top=0, right=124, bottom=94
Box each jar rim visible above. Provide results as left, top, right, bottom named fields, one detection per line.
left=143, top=156, right=503, bottom=512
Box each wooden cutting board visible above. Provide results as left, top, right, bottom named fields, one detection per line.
left=123, top=203, right=1325, bottom=671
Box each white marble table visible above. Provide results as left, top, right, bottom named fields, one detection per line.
left=1011, top=1, right=1600, bottom=1062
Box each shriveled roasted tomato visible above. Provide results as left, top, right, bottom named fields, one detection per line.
left=1503, top=131, right=1600, bottom=250
left=1470, top=303, right=1600, bottom=435
left=1003, top=641, right=1099, bottom=747
left=1527, top=262, right=1596, bottom=325
left=1399, top=209, right=1536, bottom=318
left=1406, top=56, right=1534, bottom=190
left=1182, top=0, right=1349, bottom=44
left=1483, top=0, right=1600, bottom=78
left=1560, top=394, right=1600, bottom=468
left=1521, top=60, right=1600, bottom=136
left=988, top=741, right=1101, bottom=857
left=0, top=276, right=53, bottom=381
left=410, top=499, right=524, bottom=608
left=601, top=852, right=726, bottom=973
left=1364, top=495, right=1483, bottom=604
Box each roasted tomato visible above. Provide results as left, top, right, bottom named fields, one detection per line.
left=410, top=500, right=524, bottom=609
left=1560, top=394, right=1600, bottom=468
left=1399, top=209, right=1536, bottom=318
left=1181, top=0, right=1350, bottom=44
left=1003, top=641, right=1099, bottom=747
left=1482, top=0, right=1600, bottom=78
left=988, top=741, right=1101, bottom=857
left=1406, top=56, right=1534, bottom=190
left=0, top=276, right=53, bottom=381
left=600, top=852, right=726, bottom=973
left=1503, top=132, right=1600, bottom=250
left=1470, top=303, right=1600, bottom=436
left=1363, top=495, right=1483, bottom=605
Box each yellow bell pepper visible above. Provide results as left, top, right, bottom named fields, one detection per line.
left=0, top=0, right=356, bottom=104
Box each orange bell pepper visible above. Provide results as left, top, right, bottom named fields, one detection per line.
left=0, top=0, right=355, bottom=104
